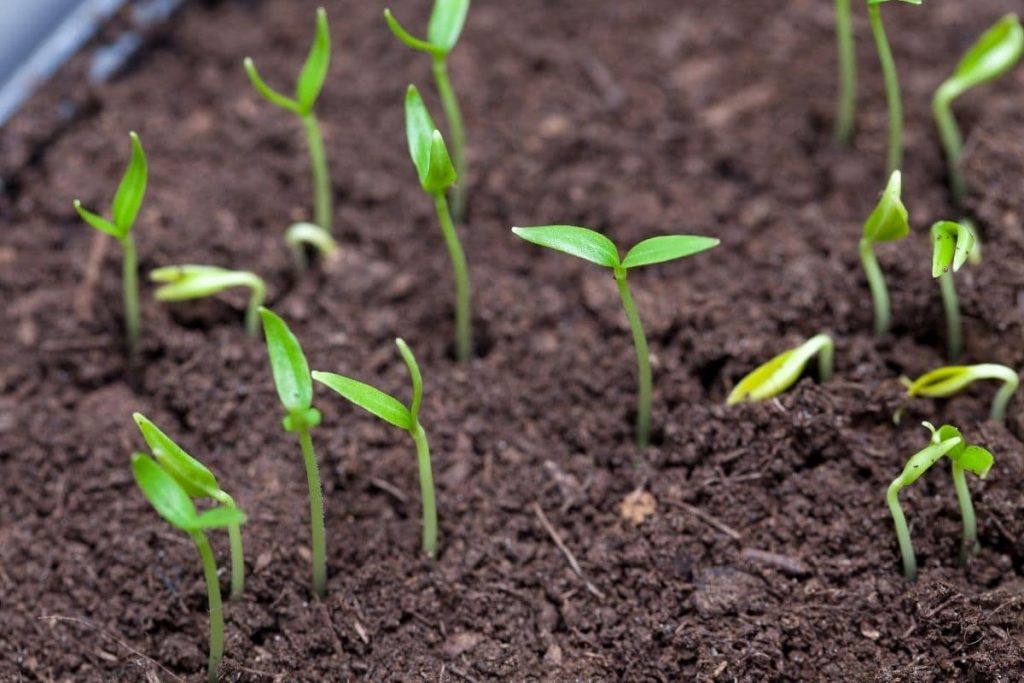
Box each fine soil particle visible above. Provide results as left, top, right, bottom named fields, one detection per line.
left=3, top=0, right=1024, bottom=680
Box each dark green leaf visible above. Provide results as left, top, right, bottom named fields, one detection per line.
left=133, top=413, right=220, bottom=499
left=73, top=200, right=121, bottom=238
left=511, top=226, right=620, bottom=269
left=427, top=0, right=470, bottom=52
left=621, top=235, right=719, bottom=269
left=259, top=307, right=313, bottom=413
left=863, top=171, right=909, bottom=243
left=111, top=132, right=147, bottom=233
left=131, top=453, right=198, bottom=532
left=295, top=8, right=331, bottom=112
left=312, top=371, right=412, bottom=431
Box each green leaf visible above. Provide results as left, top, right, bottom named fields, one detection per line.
left=944, top=14, right=1024, bottom=99
left=954, top=445, right=994, bottom=478
left=511, top=225, right=620, bottom=269
left=404, top=85, right=456, bottom=193
left=244, top=57, right=302, bottom=114
left=906, top=366, right=972, bottom=398
left=383, top=9, right=442, bottom=55
left=428, top=0, right=470, bottom=52
left=150, top=265, right=258, bottom=300
left=193, top=506, right=247, bottom=530
left=111, top=132, right=147, bottom=233
left=862, top=171, right=909, bottom=243
left=73, top=200, right=121, bottom=238
left=131, top=453, right=199, bottom=532
left=621, top=235, right=719, bottom=269
left=295, top=7, right=331, bottom=113
left=727, top=334, right=833, bottom=404
left=259, top=307, right=313, bottom=414
left=312, top=371, right=413, bottom=431
left=395, top=338, right=423, bottom=423
left=932, top=424, right=965, bottom=459
left=425, top=130, right=457, bottom=193
left=931, top=221, right=974, bottom=277
left=133, top=413, right=221, bottom=499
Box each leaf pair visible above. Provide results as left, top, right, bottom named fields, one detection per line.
left=937, top=14, right=1023, bottom=102
left=384, top=0, right=469, bottom=57
left=862, top=171, right=909, bottom=243
left=930, top=221, right=974, bottom=277
left=405, top=86, right=457, bottom=194
left=132, top=454, right=245, bottom=534
left=925, top=423, right=993, bottom=478
left=135, top=413, right=227, bottom=501
left=245, top=7, right=330, bottom=116
left=727, top=334, right=834, bottom=404
left=74, top=132, right=148, bottom=240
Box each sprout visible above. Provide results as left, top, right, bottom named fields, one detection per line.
left=73, top=131, right=148, bottom=353
left=151, top=265, right=266, bottom=336
left=867, top=0, right=922, bottom=174
left=285, top=222, right=338, bottom=271
left=933, top=14, right=1023, bottom=208
left=906, top=363, right=1019, bottom=421
left=258, top=307, right=326, bottom=596
left=886, top=422, right=993, bottom=580
left=930, top=220, right=975, bottom=360
left=860, top=170, right=910, bottom=336
left=133, top=413, right=246, bottom=598
left=405, top=85, right=472, bottom=361
left=385, top=0, right=470, bottom=221
left=245, top=7, right=333, bottom=234
left=511, top=225, right=719, bottom=448
left=834, top=0, right=856, bottom=143
left=313, top=338, right=438, bottom=557
left=131, top=452, right=246, bottom=683
left=727, top=334, right=834, bottom=404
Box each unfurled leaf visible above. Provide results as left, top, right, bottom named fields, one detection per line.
left=259, top=307, right=313, bottom=413
left=111, top=132, right=148, bottom=232
left=931, top=221, right=974, bottom=277
left=955, top=445, right=994, bottom=478
left=511, top=225, right=620, bottom=269
left=428, top=0, right=470, bottom=52
left=133, top=413, right=220, bottom=499
left=132, top=453, right=199, bottom=532
left=622, top=235, right=720, bottom=269
left=312, top=371, right=412, bottom=430
left=296, top=8, right=331, bottom=112
left=863, top=171, right=909, bottom=243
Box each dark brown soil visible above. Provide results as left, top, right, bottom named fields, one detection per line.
left=3, top=0, right=1024, bottom=680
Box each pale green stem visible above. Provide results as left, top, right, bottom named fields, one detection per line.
left=432, top=56, right=467, bottom=222
left=615, top=270, right=652, bottom=449
left=191, top=531, right=224, bottom=683
left=211, top=493, right=245, bottom=598
left=817, top=337, right=835, bottom=382
left=410, top=423, right=438, bottom=558
left=991, top=374, right=1018, bottom=422
left=886, top=480, right=917, bottom=581
left=301, top=113, right=332, bottom=234
left=298, top=428, right=326, bottom=597
left=950, top=462, right=979, bottom=564
left=120, top=234, right=140, bottom=355
left=859, top=238, right=891, bottom=337
left=939, top=272, right=962, bottom=360
left=432, top=192, right=472, bottom=361
left=834, top=0, right=856, bottom=143
left=244, top=279, right=266, bottom=338
left=869, top=2, right=902, bottom=174
left=932, top=87, right=966, bottom=209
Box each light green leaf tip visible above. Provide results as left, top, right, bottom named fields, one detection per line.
left=930, top=221, right=975, bottom=277
left=295, top=7, right=331, bottom=112
left=259, top=307, right=314, bottom=413
left=863, top=171, right=909, bottom=243
left=111, top=131, right=148, bottom=233
left=621, top=235, right=719, bottom=269
left=511, top=225, right=620, bottom=269
left=428, top=0, right=470, bottom=52
left=944, top=14, right=1024, bottom=99
left=404, top=85, right=456, bottom=193
left=133, top=413, right=220, bottom=499
left=727, top=334, right=834, bottom=404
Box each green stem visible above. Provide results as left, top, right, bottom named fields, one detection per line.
left=950, top=462, right=978, bottom=564
left=615, top=270, right=652, bottom=449
left=302, top=113, right=332, bottom=234
left=433, top=192, right=472, bottom=361
left=859, top=238, right=891, bottom=337
left=298, top=428, right=326, bottom=597
left=191, top=531, right=224, bottom=683
left=939, top=272, right=962, bottom=361
left=120, top=234, right=140, bottom=354
left=869, top=2, right=902, bottom=175
left=432, top=56, right=467, bottom=222
left=834, top=0, right=856, bottom=143
left=410, top=423, right=438, bottom=558
left=991, top=376, right=1018, bottom=422
left=886, top=480, right=917, bottom=581
left=932, top=88, right=966, bottom=209
left=245, top=279, right=266, bottom=338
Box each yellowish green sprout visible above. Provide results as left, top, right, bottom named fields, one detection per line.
left=73, top=132, right=147, bottom=353
left=151, top=265, right=266, bottom=336
left=834, top=0, right=856, bottom=142
left=906, top=363, right=1018, bottom=421
left=727, top=334, right=834, bottom=404
left=313, top=339, right=438, bottom=557
left=868, top=0, right=921, bottom=174
left=930, top=220, right=975, bottom=360
left=860, top=171, right=910, bottom=336
left=285, top=222, right=338, bottom=271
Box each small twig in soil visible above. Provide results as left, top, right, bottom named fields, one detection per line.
left=532, top=502, right=605, bottom=600
left=671, top=501, right=743, bottom=542
left=74, top=232, right=111, bottom=322
left=740, top=548, right=811, bottom=578
left=39, top=615, right=183, bottom=682
left=446, top=665, right=481, bottom=683
left=369, top=476, right=409, bottom=504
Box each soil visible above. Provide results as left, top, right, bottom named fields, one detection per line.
left=3, top=0, right=1024, bottom=680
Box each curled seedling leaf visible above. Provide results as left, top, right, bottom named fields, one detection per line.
left=859, top=171, right=910, bottom=336
left=727, top=334, right=834, bottom=404
left=151, top=265, right=266, bottom=336
left=930, top=220, right=975, bottom=359
left=905, top=363, right=1018, bottom=421
left=285, top=222, right=338, bottom=271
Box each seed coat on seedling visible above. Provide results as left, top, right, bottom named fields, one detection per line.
left=860, top=171, right=910, bottom=337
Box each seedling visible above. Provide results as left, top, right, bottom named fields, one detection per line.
left=886, top=422, right=993, bottom=580
left=151, top=265, right=266, bottom=336
left=131, top=453, right=246, bottom=683
left=933, top=14, right=1023, bottom=208
left=405, top=85, right=472, bottom=361
left=258, top=307, right=326, bottom=596
left=860, top=171, right=910, bottom=336
left=727, top=334, right=834, bottom=404
left=312, top=338, right=438, bottom=557
left=905, top=363, right=1019, bottom=421
left=868, top=0, right=921, bottom=174
left=133, top=413, right=246, bottom=598
left=245, top=8, right=333, bottom=234
left=73, top=131, right=147, bottom=353
left=511, top=225, right=719, bottom=448
left=834, top=0, right=856, bottom=142
left=931, top=220, right=975, bottom=360
left=385, top=0, right=470, bottom=220
left=285, top=222, right=338, bottom=271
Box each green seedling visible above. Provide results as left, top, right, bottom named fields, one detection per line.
left=934, top=14, right=1023, bottom=208
left=727, top=334, right=834, bottom=404
left=151, top=265, right=266, bottom=336
left=906, top=363, right=1019, bottom=421
left=133, top=412, right=246, bottom=598
left=313, top=339, right=438, bottom=557
left=285, top=222, right=338, bottom=271
left=834, top=0, right=856, bottom=142
left=131, top=453, right=246, bottom=683
left=73, top=132, right=147, bottom=353
left=245, top=8, right=333, bottom=234
left=258, top=307, right=326, bottom=596
left=405, top=85, right=472, bottom=361
left=860, top=170, right=910, bottom=336
left=868, top=0, right=921, bottom=174
left=931, top=220, right=975, bottom=360
left=886, top=422, right=993, bottom=580
left=511, top=225, right=719, bottom=448
left=386, top=0, right=470, bottom=221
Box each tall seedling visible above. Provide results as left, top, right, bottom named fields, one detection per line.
left=867, top=0, right=922, bottom=174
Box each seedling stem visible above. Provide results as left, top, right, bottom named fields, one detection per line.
left=835, top=0, right=856, bottom=143
left=435, top=191, right=472, bottom=361
left=192, top=531, right=224, bottom=683
left=939, top=271, right=961, bottom=360
left=614, top=267, right=652, bottom=447
left=868, top=0, right=904, bottom=174
left=432, top=56, right=467, bottom=220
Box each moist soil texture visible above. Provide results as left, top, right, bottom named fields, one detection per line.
left=3, top=0, right=1024, bottom=680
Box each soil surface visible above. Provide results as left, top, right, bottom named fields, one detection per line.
left=3, top=0, right=1024, bottom=680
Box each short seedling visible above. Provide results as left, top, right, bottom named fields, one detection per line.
left=727, top=334, right=834, bottom=404
left=867, top=0, right=922, bottom=174
left=385, top=0, right=470, bottom=220
left=134, top=413, right=246, bottom=598
left=405, top=85, right=472, bottom=361
left=245, top=7, right=333, bottom=234
left=511, top=225, right=719, bottom=448
left=258, top=307, right=326, bottom=596
left=285, top=222, right=338, bottom=271
left=860, top=170, right=910, bottom=336
left=934, top=14, right=1023, bottom=208
left=151, top=265, right=266, bottom=336
left=313, top=339, right=438, bottom=557
left=131, top=453, right=246, bottom=683
left=906, top=363, right=1019, bottom=421
left=73, top=131, right=147, bottom=353
left=834, top=0, right=856, bottom=142
left=931, top=220, right=975, bottom=360
left=886, top=422, right=993, bottom=580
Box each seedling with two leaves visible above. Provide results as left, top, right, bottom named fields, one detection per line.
left=905, top=363, right=1018, bottom=422
left=931, top=220, right=975, bottom=360
left=860, top=171, right=910, bottom=336
left=868, top=0, right=922, bottom=174
left=151, top=265, right=266, bottom=336
left=511, top=225, right=719, bottom=448
left=727, top=334, right=834, bottom=404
